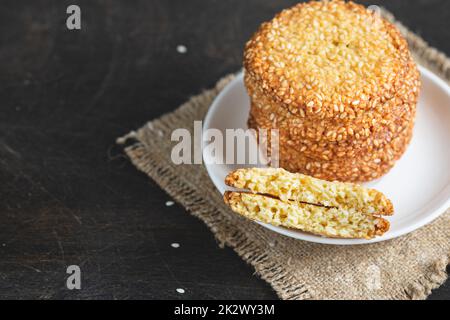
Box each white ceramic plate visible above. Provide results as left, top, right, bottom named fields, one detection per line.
left=203, top=66, right=450, bottom=245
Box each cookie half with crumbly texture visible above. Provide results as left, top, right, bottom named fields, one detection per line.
left=224, top=191, right=390, bottom=239
left=225, top=168, right=393, bottom=216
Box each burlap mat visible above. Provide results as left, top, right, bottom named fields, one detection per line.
left=117, top=9, right=449, bottom=300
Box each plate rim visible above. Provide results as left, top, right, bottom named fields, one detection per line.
left=203, top=65, right=450, bottom=245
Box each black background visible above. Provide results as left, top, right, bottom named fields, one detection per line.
left=0, top=0, right=448, bottom=300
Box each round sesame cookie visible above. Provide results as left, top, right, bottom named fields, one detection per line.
left=246, top=70, right=417, bottom=147
left=244, top=0, right=418, bottom=120
left=249, top=115, right=415, bottom=182
left=278, top=124, right=414, bottom=182
left=243, top=0, right=420, bottom=182
left=249, top=107, right=415, bottom=163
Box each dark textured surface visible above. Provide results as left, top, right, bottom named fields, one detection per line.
left=0, top=0, right=448, bottom=300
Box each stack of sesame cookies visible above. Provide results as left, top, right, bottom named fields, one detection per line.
left=243, top=0, right=420, bottom=182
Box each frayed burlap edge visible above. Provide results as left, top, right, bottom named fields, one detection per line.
left=117, top=8, right=450, bottom=300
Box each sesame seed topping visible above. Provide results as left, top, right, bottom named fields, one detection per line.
left=244, top=0, right=419, bottom=182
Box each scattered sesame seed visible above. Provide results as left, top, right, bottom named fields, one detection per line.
left=176, top=288, right=185, bottom=294
left=176, top=45, right=187, bottom=54
left=171, top=243, right=180, bottom=248
left=165, top=201, right=174, bottom=207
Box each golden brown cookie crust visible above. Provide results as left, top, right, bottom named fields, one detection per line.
left=242, top=0, right=420, bottom=182
left=243, top=0, right=419, bottom=120
left=248, top=115, right=414, bottom=182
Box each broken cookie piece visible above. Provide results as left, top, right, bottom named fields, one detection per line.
left=224, top=168, right=393, bottom=239
left=225, top=167, right=393, bottom=216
